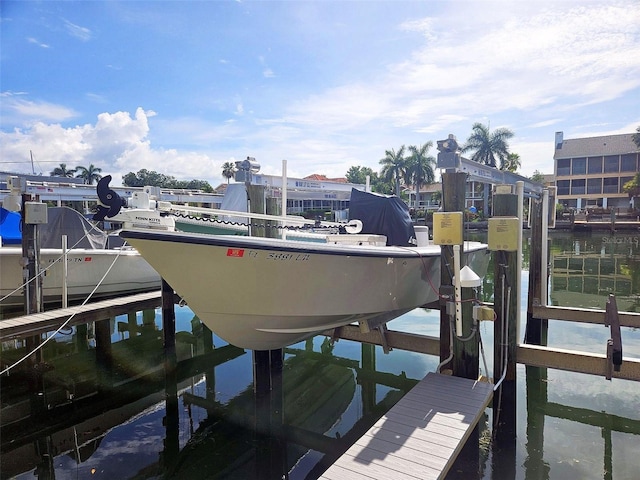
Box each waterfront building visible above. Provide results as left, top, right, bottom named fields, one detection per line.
left=553, top=131, right=640, bottom=210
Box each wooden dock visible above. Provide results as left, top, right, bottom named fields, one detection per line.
left=319, top=372, right=493, bottom=480
left=0, top=291, right=162, bottom=341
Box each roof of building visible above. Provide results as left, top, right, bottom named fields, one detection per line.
left=554, top=133, right=639, bottom=159
left=303, top=174, right=347, bottom=183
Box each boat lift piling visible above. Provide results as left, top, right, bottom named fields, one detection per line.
left=490, top=189, right=519, bottom=451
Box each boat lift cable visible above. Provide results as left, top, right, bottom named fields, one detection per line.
left=0, top=243, right=128, bottom=376
left=0, top=222, right=106, bottom=304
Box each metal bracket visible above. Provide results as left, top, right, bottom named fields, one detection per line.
left=604, top=294, right=623, bottom=380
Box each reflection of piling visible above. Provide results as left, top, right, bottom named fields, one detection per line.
left=525, top=195, right=548, bottom=346
left=94, top=318, right=113, bottom=389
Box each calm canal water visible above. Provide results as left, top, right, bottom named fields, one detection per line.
left=1, top=231, right=639, bottom=479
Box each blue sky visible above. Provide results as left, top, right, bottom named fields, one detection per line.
left=1, top=0, right=639, bottom=187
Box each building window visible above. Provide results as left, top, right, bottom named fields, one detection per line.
left=587, top=157, right=603, bottom=174
left=571, top=157, right=586, bottom=175
left=557, top=158, right=571, bottom=176
left=604, top=155, right=619, bottom=173
left=621, top=176, right=634, bottom=191
left=571, top=179, right=586, bottom=195
left=557, top=180, right=570, bottom=196
left=587, top=178, right=602, bottom=194
left=603, top=177, right=618, bottom=193
left=621, top=153, right=638, bottom=172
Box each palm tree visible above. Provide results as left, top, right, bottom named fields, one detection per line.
left=633, top=125, right=640, bottom=148
left=462, top=122, right=514, bottom=167
left=379, top=146, right=407, bottom=196
left=501, top=152, right=521, bottom=172
left=222, top=162, right=236, bottom=184
left=50, top=163, right=76, bottom=177
left=75, top=164, right=103, bottom=185
left=405, top=142, right=436, bottom=209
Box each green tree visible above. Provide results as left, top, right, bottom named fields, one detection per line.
left=405, top=142, right=436, bottom=209
left=530, top=169, right=546, bottom=184
left=462, top=122, right=514, bottom=167
left=379, top=146, right=407, bottom=196
left=632, top=126, right=640, bottom=148
left=222, top=162, right=236, bottom=184
left=502, top=152, right=521, bottom=172
left=346, top=166, right=391, bottom=194
left=123, top=169, right=175, bottom=187
left=49, top=163, right=76, bottom=177
left=623, top=172, right=640, bottom=200
left=75, top=164, right=102, bottom=185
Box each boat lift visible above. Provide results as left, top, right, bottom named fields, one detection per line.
left=436, top=134, right=544, bottom=198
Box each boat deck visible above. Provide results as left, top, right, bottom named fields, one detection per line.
left=0, top=291, right=162, bottom=341
left=319, top=372, right=494, bottom=480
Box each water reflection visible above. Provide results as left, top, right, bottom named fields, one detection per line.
left=1, top=231, right=639, bottom=479
left=549, top=232, right=640, bottom=312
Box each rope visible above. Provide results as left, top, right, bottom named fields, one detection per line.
left=1, top=242, right=129, bottom=376
left=169, top=212, right=343, bottom=232
left=0, top=221, right=106, bottom=304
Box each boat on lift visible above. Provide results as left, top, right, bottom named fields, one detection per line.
left=95, top=178, right=489, bottom=350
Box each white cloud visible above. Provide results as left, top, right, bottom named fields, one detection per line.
left=0, top=108, right=226, bottom=186
left=1, top=94, right=78, bottom=123
left=63, top=19, right=92, bottom=41
left=27, top=37, right=49, bottom=48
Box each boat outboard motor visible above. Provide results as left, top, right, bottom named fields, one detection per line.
left=348, top=188, right=416, bottom=246
left=94, top=175, right=126, bottom=221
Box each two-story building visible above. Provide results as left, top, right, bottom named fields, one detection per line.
left=554, top=131, right=639, bottom=210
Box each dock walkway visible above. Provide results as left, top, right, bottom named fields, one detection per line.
left=0, top=291, right=162, bottom=341
left=320, top=372, right=493, bottom=480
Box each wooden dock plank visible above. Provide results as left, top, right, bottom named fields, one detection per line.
left=0, top=291, right=162, bottom=340
left=319, top=372, right=493, bottom=480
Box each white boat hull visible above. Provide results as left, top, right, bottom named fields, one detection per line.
left=0, top=247, right=161, bottom=308
left=120, top=229, right=488, bottom=350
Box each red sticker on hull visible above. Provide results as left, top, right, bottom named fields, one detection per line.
left=226, top=249, right=245, bottom=258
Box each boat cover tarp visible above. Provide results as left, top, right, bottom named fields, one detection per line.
left=40, top=207, right=107, bottom=249
left=348, top=188, right=416, bottom=246
left=0, top=208, right=22, bottom=245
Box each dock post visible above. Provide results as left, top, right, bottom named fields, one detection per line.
left=491, top=192, right=518, bottom=449
left=162, top=280, right=177, bottom=375
left=439, top=171, right=473, bottom=375
left=21, top=193, right=43, bottom=315
left=524, top=195, right=547, bottom=346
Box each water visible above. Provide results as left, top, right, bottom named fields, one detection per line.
left=1, top=231, right=639, bottom=479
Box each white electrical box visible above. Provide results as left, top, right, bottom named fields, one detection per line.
left=24, top=202, right=48, bottom=224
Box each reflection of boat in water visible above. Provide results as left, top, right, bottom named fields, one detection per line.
left=0, top=206, right=160, bottom=309
left=168, top=346, right=358, bottom=479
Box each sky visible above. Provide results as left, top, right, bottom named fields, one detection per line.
left=1, top=0, right=639, bottom=188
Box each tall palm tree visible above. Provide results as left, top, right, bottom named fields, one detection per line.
left=462, top=122, right=514, bottom=167
left=222, top=162, right=236, bottom=184
left=75, top=164, right=103, bottom=185
left=405, top=142, right=436, bottom=209
left=50, top=163, right=76, bottom=177
left=379, top=146, right=407, bottom=196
